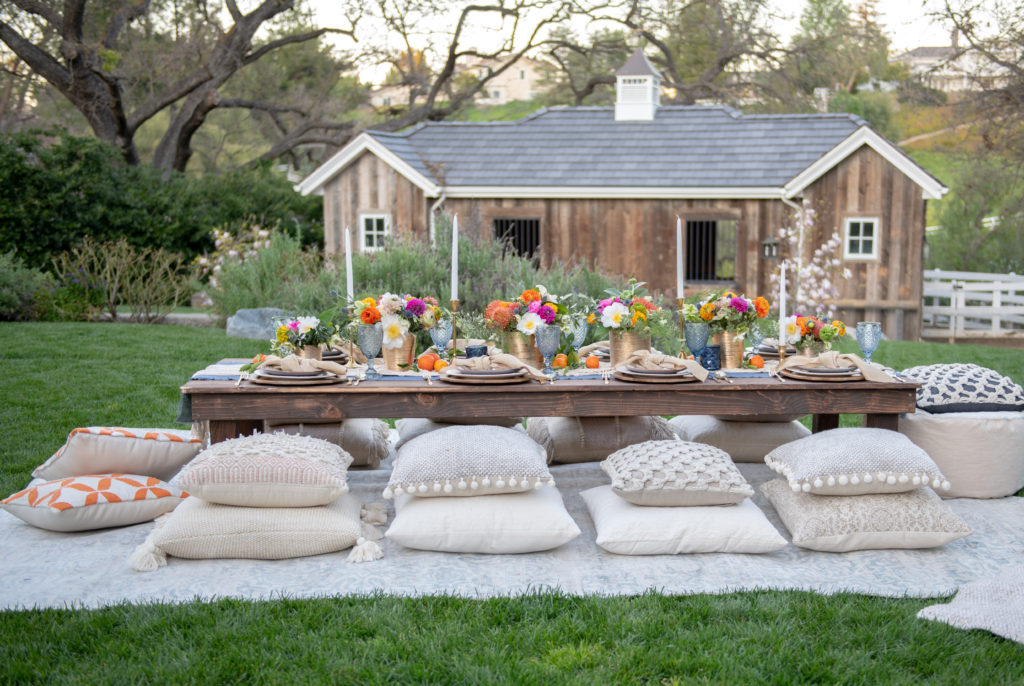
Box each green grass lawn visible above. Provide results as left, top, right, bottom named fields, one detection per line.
left=2, top=322, right=1022, bottom=682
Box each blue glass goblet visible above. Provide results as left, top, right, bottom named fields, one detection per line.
left=357, top=323, right=384, bottom=380
left=535, top=323, right=562, bottom=378
left=429, top=319, right=454, bottom=361
left=856, top=321, right=882, bottom=364
left=684, top=321, right=710, bottom=364
left=571, top=317, right=589, bottom=354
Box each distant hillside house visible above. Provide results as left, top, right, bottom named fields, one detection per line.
left=300, top=48, right=947, bottom=340
left=894, top=31, right=1012, bottom=93
left=367, top=56, right=549, bottom=109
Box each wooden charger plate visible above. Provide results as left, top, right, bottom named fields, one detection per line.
left=613, top=370, right=700, bottom=384
left=249, top=371, right=344, bottom=386
left=440, top=370, right=531, bottom=385
left=778, top=368, right=863, bottom=382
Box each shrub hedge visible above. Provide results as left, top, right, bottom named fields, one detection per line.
left=0, top=131, right=322, bottom=270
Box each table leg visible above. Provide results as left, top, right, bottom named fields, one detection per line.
left=209, top=419, right=263, bottom=444
left=811, top=414, right=840, bottom=433
left=865, top=413, right=900, bottom=431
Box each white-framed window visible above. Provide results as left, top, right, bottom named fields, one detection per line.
left=360, top=213, right=390, bottom=251
left=844, top=217, right=879, bottom=259
left=519, top=69, right=526, bottom=80
left=491, top=89, right=501, bottom=99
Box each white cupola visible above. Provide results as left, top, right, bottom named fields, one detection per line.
left=614, top=47, right=662, bottom=121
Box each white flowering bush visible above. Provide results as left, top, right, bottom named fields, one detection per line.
left=768, top=200, right=851, bottom=319
left=193, top=219, right=273, bottom=290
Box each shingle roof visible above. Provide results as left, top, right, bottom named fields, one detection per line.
left=616, top=48, right=662, bottom=78
left=366, top=106, right=867, bottom=188
left=896, top=46, right=956, bottom=60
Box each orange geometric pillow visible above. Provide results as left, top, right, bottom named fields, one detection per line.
left=2, top=474, right=187, bottom=532
left=32, top=427, right=202, bottom=481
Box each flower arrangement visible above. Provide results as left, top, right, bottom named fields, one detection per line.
left=597, top=279, right=662, bottom=333
left=781, top=315, right=847, bottom=351
left=271, top=315, right=337, bottom=355
left=484, top=285, right=570, bottom=336
left=352, top=293, right=440, bottom=349
left=687, top=291, right=771, bottom=336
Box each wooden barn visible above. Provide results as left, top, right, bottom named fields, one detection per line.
left=298, top=49, right=946, bottom=340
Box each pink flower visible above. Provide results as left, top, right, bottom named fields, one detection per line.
left=528, top=300, right=542, bottom=313
left=729, top=297, right=749, bottom=313
left=537, top=305, right=556, bottom=324
left=598, top=298, right=613, bottom=312
left=288, top=321, right=300, bottom=331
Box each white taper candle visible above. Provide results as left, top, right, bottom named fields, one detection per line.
left=676, top=216, right=684, bottom=299
left=778, top=262, right=787, bottom=345
left=344, top=226, right=354, bottom=304
left=450, top=215, right=459, bottom=302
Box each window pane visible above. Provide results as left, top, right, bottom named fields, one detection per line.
left=861, top=222, right=874, bottom=238
left=861, top=238, right=873, bottom=254
left=849, top=221, right=861, bottom=238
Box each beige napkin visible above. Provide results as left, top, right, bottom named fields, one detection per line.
left=777, top=350, right=894, bottom=383
left=332, top=338, right=367, bottom=364
left=579, top=340, right=609, bottom=356
left=445, top=353, right=549, bottom=382
left=618, top=349, right=710, bottom=382
left=259, top=354, right=350, bottom=377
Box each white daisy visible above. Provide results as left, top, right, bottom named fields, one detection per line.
left=381, top=314, right=410, bottom=349
left=296, top=316, right=319, bottom=333
left=516, top=312, right=543, bottom=335
left=600, top=302, right=629, bottom=329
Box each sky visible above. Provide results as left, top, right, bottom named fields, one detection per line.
left=307, top=0, right=954, bottom=84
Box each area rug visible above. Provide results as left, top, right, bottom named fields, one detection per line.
left=2, top=461, right=1023, bottom=610
left=918, top=564, right=1024, bottom=645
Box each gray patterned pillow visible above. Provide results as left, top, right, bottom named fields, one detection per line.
left=761, top=478, right=971, bottom=552
left=901, top=363, right=1024, bottom=413
left=764, top=428, right=950, bottom=496
left=601, top=440, right=754, bottom=506
left=384, top=425, right=553, bottom=499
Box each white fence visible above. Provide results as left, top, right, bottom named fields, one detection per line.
left=922, top=269, right=1024, bottom=338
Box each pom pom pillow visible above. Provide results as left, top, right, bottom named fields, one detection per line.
left=668, top=415, right=811, bottom=463
left=384, top=425, right=553, bottom=499
left=901, top=363, right=1024, bottom=413
left=526, top=416, right=676, bottom=464
left=601, top=440, right=753, bottom=506
left=178, top=433, right=352, bottom=507
left=33, top=427, right=202, bottom=481
left=761, top=479, right=972, bottom=552
left=2, top=474, right=186, bottom=532
left=386, top=487, right=580, bottom=553
left=764, top=427, right=950, bottom=495
left=581, top=486, right=786, bottom=555
left=265, top=418, right=391, bottom=468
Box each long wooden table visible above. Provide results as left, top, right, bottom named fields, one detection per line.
left=182, top=375, right=919, bottom=444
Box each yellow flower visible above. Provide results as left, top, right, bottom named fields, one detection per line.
left=275, top=325, right=289, bottom=342
left=631, top=310, right=646, bottom=325
left=832, top=320, right=846, bottom=337
left=699, top=303, right=715, bottom=321
left=587, top=313, right=596, bottom=324
left=361, top=297, right=377, bottom=307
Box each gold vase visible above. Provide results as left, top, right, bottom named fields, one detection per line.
left=382, top=335, right=416, bottom=371
left=499, top=331, right=543, bottom=367
left=714, top=331, right=745, bottom=369
left=609, top=329, right=651, bottom=367
left=299, top=345, right=322, bottom=361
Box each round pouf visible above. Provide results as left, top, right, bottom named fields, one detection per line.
left=899, top=410, right=1024, bottom=498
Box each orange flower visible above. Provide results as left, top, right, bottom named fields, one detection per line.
left=748, top=355, right=765, bottom=369
left=832, top=320, right=846, bottom=337
left=587, top=313, right=597, bottom=324
left=797, top=316, right=809, bottom=336
left=631, top=310, right=646, bottom=325
left=520, top=289, right=541, bottom=303
left=360, top=306, right=381, bottom=325
left=699, top=303, right=715, bottom=321
left=484, top=300, right=514, bottom=329
left=753, top=296, right=770, bottom=318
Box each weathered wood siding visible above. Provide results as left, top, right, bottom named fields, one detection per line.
left=322, top=152, right=428, bottom=255
left=802, top=145, right=926, bottom=340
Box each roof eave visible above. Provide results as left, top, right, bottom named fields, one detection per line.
left=442, top=186, right=784, bottom=200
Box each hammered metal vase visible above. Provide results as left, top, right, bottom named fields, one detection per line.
left=609, top=330, right=651, bottom=367
left=299, top=345, right=322, bottom=361
left=382, top=335, right=416, bottom=371
left=714, top=331, right=744, bottom=369
left=500, top=331, right=543, bottom=367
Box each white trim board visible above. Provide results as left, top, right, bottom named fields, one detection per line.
left=295, top=132, right=441, bottom=197
left=442, top=186, right=784, bottom=199
left=783, top=126, right=948, bottom=200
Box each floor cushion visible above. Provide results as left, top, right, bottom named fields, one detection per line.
left=394, top=418, right=525, bottom=450
left=581, top=485, right=785, bottom=555
left=669, top=415, right=811, bottom=462
left=526, top=416, right=676, bottom=464
left=385, top=487, right=580, bottom=553
left=901, top=363, right=1024, bottom=413
left=761, top=478, right=972, bottom=552
left=177, top=433, right=352, bottom=507
left=764, top=427, right=950, bottom=496
left=32, top=427, right=202, bottom=481
left=385, top=425, right=553, bottom=499
left=2, top=474, right=185, bottom=532
left=264, top=418, right=390, bottom=468
left=601, top=440, right=753, bottom=506
left=899, top=410, right=1024, bottom=498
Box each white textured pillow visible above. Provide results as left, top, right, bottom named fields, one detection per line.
left=32, top=427, right=202, bottom=481
left=669, top=415, right=811, bottom=463
left=601, top=440, right=753, bottom=506
left=899, top=410, right=1024, bottom=498
left=265, top=419, right=391, bottom=468
left=764, top=427, right=950, bottom=495
left=761, top=478, right=972, bottom=552
left=144, top=494, right=363, bottom=560
left=901, top=363, right=1024, bottom=413
left=395, top=418, right=525, bottom=450
left=2, top=474, right=185, bottom=532
left=385, top=487, right=580, bottom=553
left=526, top=416, right=677, bottom=464
left=384, top=425, right=553, bottom=499
left=178, top=433, right=353, bottom=507
left=581, top=486, right=786, bottom=555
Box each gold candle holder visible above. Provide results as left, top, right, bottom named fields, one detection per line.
left=450, top=298, right=460, bottom=359
left=345, top=309, right=359, bottom=368
left=677, top=297, right=685, bottom=357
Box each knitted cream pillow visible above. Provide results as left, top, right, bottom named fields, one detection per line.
left=384, top=425, right=553, bottom=499
left=395, top=418, right=526, bottom=450
left=526, top=416, right=676, bottom=464
left=761, top=479, right=972, bottom=552
left=178, top=433, right=353, bottom=507
left=265, top=419, right=391, bottom=468
left=33, top=427, right=202, bottom=481
left=764, top=427, right=950, bottom=496
left=601, top=440, right=754, bottom=506
left=2, top=474, right=186, bottom=532
left=668, top=415, right=811, bottom=463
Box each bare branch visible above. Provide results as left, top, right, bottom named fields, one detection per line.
left=102, top=0, right=153, bottom=49
left=243, top=26, right=357, bottom=65
left=8, top=0, right=61, bottom=30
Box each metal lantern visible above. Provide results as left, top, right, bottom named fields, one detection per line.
left=761, top=236, right=780, bottom=260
